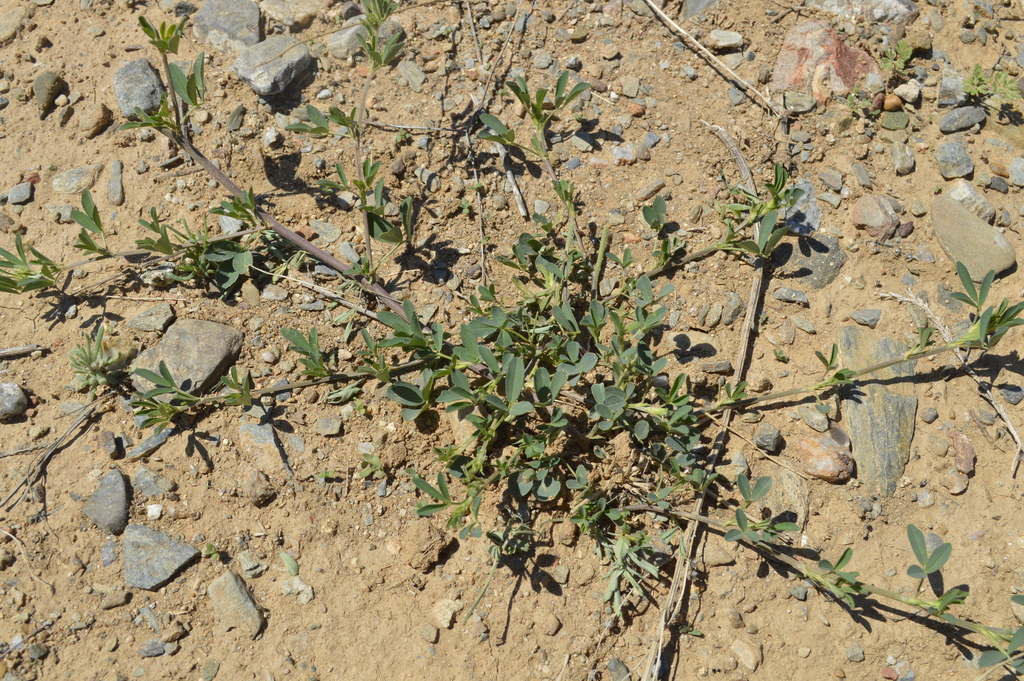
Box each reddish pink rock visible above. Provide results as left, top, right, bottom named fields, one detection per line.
left=770, top=21, right=880, bottom=105
left=793, top=435, right=856, bottom=483
left=948, top=430, right=976, bottom=475
left=850, top=194, right=899, bottom=240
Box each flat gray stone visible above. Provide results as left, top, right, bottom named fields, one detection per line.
left=682, top=0, right=718, bottom=17
left=193, top=0, right=261, bottom=54
left=931, top=197, right=1016, bottom=281
left=8, top=182, right=32, bottom=204
left=52, top=164, right=103, bottom=194
left=133, top=466, right=177, bottom=497
left=1000, top=385, right=1024, bottom=405
left=708, top=29, right=743, bottom=49
left=804, top=0, right=918, bottom=23
left=234, top=36, right=311, bottom=96
left=108, top=159, right=124, bottom=207
left=773, top=287, right=808, bottom=305
left=798, top=404, right=829, bottom=432
left=259, top=0, right=321, bottom=30
left=126, top=303, right=176, bottom=332
left=123, top=524, right=199, bottom=590
left=114, top=59, right=165, bottom=119
left=82, top=470, right=129, bottom=535
left=938, top=65, right=967, bottom=108
left=239, top=416, right=290, bottom=474
left=128, top=427, right=173, bottom=459
left=132, top=319, right=243, bottom=395
left=209, top=571, right=264, bottom=639
left=782, top=179, right=819, bottom=235
left=838, top=326, right=917, bottom=496
left=851, top=162, right=873, bottom=188
left=891, top=142, right=914, bottom=176
left=939, top=106, right=986, bottom=133
left=1010, top=157, right=1024, bottom=187
left=850, top=308, right=882, bottom=328
left=326, top=16, right=367, bottom=58
left=934, top=142, right=973, bottom=179
left=311, top=218, right=341, bottom=243
left=397, top=60, right=426, bottom=92
left=783, top=91, right=816, bottom=115
left=0, top=382, right=27, bottom=421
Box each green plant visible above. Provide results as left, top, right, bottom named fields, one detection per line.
left=201, top=543, right=220, bottom=562
left=0, top=233, right=62, bottom=294
left=71, top=190, right=111, bottom=258
left=281, top=327, right=333, bottom=378
left=279, top=551, right=299, bottom=576
left=879, top=38, right=912, bottom=83
left=359, top=452, right=385, bottom=480
left=963, top=64, right=1021, bottom=102
left=69, top=325, right=133, bottom=398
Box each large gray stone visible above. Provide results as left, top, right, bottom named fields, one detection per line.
left=931, top=197, right=1016, bottom=281
left=193, top=0, right=261, bottom=54
left=259, top=0, right=322, bottom=30
left=113, top=59, right=165, bottom=119
left=838, top=326, right=917, bottom=496
left=234, top=36, right=311, bottom=96
left=123, top=524, right=199, bottom=590
left=52, top=164, right=103, bottom=194
left=82, top=470, right=130, bottom=535
left=770, top=234, right=847, bottom=290
left=7, top=182, right=32, bottom=204
left=939, top=106, right=986, bottom=133
left=938, top=65, right=967, bottom=108
left=131, top=319, right=243, bottom=395
left=126, top=303, right=176, bottom=332
left=134, top=466, right=177, bottom=497
left=934, top=142, right=973, bottom=179
left=0, top=383, right=27, bottom=421
left=209, top=571, right=264, bottom=639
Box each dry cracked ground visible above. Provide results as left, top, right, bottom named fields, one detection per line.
left=1, top=0, right=1024, bottom=678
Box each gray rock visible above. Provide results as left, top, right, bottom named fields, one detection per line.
left=132, top=319, right=243, bottom=395
left=707, top=29, right=743, bottom=49
left=108, top=159, right=125, bottom=207
left=607, top=658, right=632, bottom=681
left=682, top=0, right=718, bottom=17
left=127, top=303, right=176, bottom=332
left=280, top=575, right=314, bottom=604
left=128, top=428, right=173, bottom=459
left=193, top=0, right=261, bottom=54
left=234, top=36, right=310, bottom=96
left=727, top=87, right=747, bottom=106
left=891, top=142, right=914, bottom=176
left=209, top=571, right=264, bottom=639
left=700, top=360, right=733, bottom=374
left=260, top=0, right=321, bottom=30
left=81, top=470, right=129, bottom=534
left=397, top=60, right=426, bottom=92
left=1009, top=157, right=1024, bottom=187
left=773, top=287, right=808, bottom=305
left=33, top=71, right=62, bottom=111
left=847, top=642, right=865, bottom=662
left=133, top=466, right=177, bottom=497
left=99, top=589, right=131, bottom=609
left=326, top=17, right=368, bottom=58
left=311, top=218, right=341, bottom=243
left=314, top=416, right=342, bottom=436
left=939, top=106, right=986, bottom=133
left=138, top=639, right=166, bottom=657
left=219, top=215, right=245, bottom=235
left=721, top=291, right=743, bottom=326
left=79, top=102, right=113, bottom=138
left=920, top=407, right=938, bottom=423
left=123, top=524, right=199, bottom=590
left=754, top=423, right=782, bottom=451
left=236, top=550, right=268, bottom=578
left=934, top=142, right=973, bottom=179
left=239, top=417, right=290, bottom=474
left=838, top=326, right=917, bottom=496
left=1000, top=385, right=1024, bottom=405
left=947, top=179, right=995, bottom=223
left=782, top=179, right=819, bottom=235
left=798, top=404, right=829, bottom=432
left=53, top=164, right=103, bottom=194
left=850, top=308, right=882, bottom=328
left=850, top=194, right=898, bottom=240
left=783, top=91, right=816, bottom=114
left=0, top=382, right=28, bottom=421
left=930, top=197, right=1015, bottom=282
left=0, top=5, right=32, bottom=47
left=937, top=65, right=966, bottom=108
left=114, top=59, right=165, bottom=119
left=7, top=182, right=32, bottom=205
left=851, top=162, right=873, bottom=188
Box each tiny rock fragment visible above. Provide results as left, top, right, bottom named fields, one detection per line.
left=948, top=430, right=976, bottom=475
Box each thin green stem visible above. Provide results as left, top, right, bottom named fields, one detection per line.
left=354, top=68, right=376, bottom=271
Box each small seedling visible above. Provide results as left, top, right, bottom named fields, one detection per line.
left=281, top=327, right=333, bottom=378
left=69, top=325, right=133, bottom=398
left=963, top=64, right=1021, bottom=102
left=202, top=543, right=220, bottom=562
left=279, top=551, right=299, bottom=576
left=880, top=38, right=912, bottom=83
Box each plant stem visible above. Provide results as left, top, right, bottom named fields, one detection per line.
left=591, top=220, right=611, bottom=301
left=355, top=68, right=376, bottom=271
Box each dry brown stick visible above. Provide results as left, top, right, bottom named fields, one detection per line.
left=0, top=344, right=42, bottom=359
left=641, top=0, right=784, bottom=119
left=641, top=124, right=763, bottom=681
